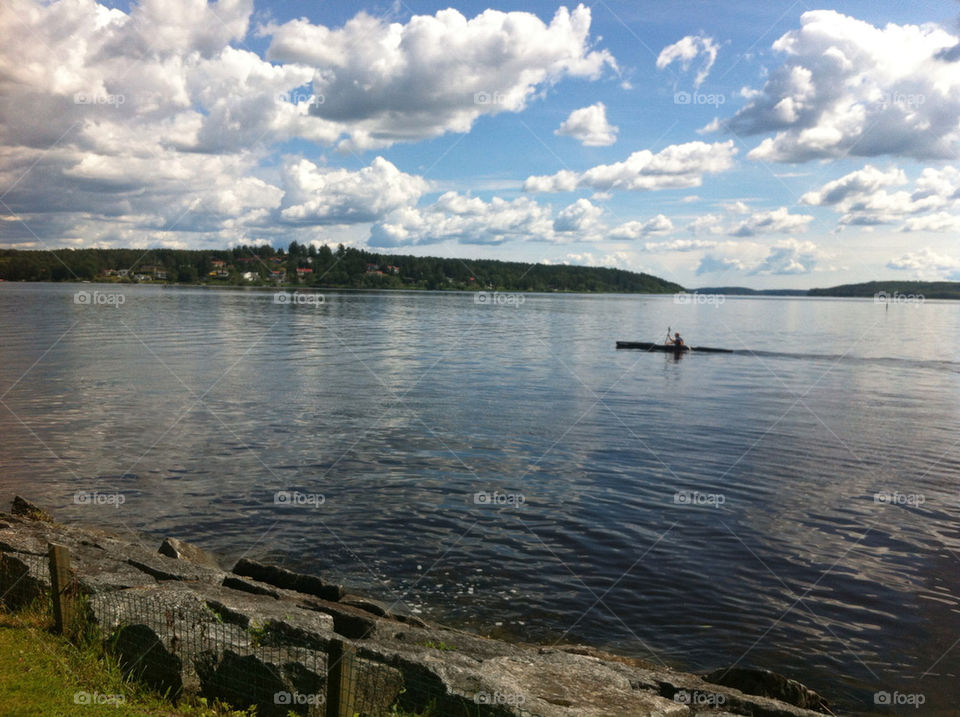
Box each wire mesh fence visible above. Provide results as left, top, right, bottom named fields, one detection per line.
left=0, top=545, right=543, bottom=717
left=0, top=548, right=48, bottom=612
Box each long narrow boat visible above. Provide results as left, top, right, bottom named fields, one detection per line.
left=616, top=341, right=733, bottom=353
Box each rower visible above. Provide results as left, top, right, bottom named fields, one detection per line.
left=666, top=331, right=684, bottom=347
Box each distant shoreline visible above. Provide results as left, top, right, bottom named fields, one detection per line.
left=5, top=278, right=960, bottom=300
left=0, top=279, right=678, bottom=296
left=697, top=282, right=960, bottom=300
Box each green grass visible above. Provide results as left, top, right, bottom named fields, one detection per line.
left=0, top=604, right=256, bottom=716
left=246, top=620, right=269, bottom=648
left=421, top=640, right=457, bottom=651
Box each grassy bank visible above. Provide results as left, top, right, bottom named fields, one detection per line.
left=0, top=604, right=254, bottom=717
left=0, top=601, right=437, bottom=716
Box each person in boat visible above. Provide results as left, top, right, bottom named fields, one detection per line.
left=665, top=331, right=684, bottom=347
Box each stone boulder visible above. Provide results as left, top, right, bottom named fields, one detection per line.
left=195, top=649, right=303, bottom=717
left=159, top=537, right=221, bottom=570
left=11, top=496, right=52, bottom=522
left=0, top=553, right=46, bottom=610
left=232, top=558, right=344, bottom=602
left=705, top=667, right=830, bottom=712
left=109, top=623, right=183, bottom=699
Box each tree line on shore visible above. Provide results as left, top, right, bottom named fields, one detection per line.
left=808, top=280, right=960, bottom=300
left=0, top=244, right=684, bottom=293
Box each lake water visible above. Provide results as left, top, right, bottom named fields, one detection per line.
left=1, top=282, right=959, bottom=713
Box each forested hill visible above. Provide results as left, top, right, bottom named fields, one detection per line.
left=809, top=280, right=960, bottom=299
left=0, top=245, right=684, bottom=294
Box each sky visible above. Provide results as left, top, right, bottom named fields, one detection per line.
left=1, top=0, right=959, bottom=289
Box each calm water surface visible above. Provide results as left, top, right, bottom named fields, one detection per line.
left=2, top=283, right=959, bottom=713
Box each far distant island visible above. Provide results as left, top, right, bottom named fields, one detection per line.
left=694, top=286, right=809, bottom=297
left=806, top=280, right=960, bottom=300
left=0, top=246, right=957, bottom=298
left=699, top=281, right=960, bottom=300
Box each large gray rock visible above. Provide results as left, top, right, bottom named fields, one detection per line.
left=705, top=667, right=830, bottom=712
left=195, top=649, right=300, bottom=717
left=109, top=623, right=184, bottom=699
left=339, top=593, right=391, bottom=617
left=0, top=512, right=228, bottom=594
left=0, top=553, right=46, bottom=610
left=232, top=558, right=344, bottom=602
left=10, top=496, right=52, bottom=522
left=159, top=537, right=221, bottom=570
left=299, top=598, right=379, bottom=639
left=475, top=651, right=688, bottom=716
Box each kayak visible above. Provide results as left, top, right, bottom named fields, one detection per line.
left=616, top=341, right=733, bottom=353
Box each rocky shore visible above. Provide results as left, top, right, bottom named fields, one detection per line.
left=0, top=497, right=832, bottom=716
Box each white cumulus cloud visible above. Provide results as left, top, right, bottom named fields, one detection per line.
left=556, top=102, right=618, bottom=146
left=279, top=157, right=428, bottom=225
left=263, top=4, right=616, bottom=151
left=729, top=10, right=960, bottom=162
left=900, top=212, right=960, bottom=233
left=800, top=165, right=906, bottom=206
left=694, top=239, right=824, bottom=275
left=553, top=198, right=604, bottom=234
left=0, top=1, right=619, bottom=249
left=683, top=204, right=812, bottom=236
left=752, top=238, right=821, bottom=275
left=887, top=247, right=960, bottom=279
left=656, top=34, right=719, bottom=88
left=524, top=141, right=736, bottom=193
left=609, top=215, right=675, bottom=239
left=642, top=238, right=719, bottom=252
left=369, top=192, right=556, bottom=246
left=801, top=164, right=960, bottom=229
left=548, top=251, right=645, bottom=270
left=729, top=207, right=814, bottom=237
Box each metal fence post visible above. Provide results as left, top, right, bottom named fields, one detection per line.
left=48, top=543, right=73, bottom=634
left=326, top=638, right=357, bottom=717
